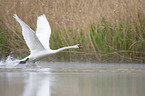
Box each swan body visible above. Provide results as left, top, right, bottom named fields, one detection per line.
left=13, top=14, right=83, bottom=64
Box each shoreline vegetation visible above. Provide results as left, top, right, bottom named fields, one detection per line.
left=0, top=0, right=145, bottom=63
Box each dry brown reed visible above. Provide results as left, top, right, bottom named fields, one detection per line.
left=0, top=0, right=145, bottom=63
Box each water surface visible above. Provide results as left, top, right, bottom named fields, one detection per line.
left=0, top=62, right=145, bottom=96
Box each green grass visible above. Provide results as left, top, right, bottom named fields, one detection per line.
left=0, top=29, right=10, bottom=59
left=1, top=16, right=144, bottom=63
left=45, top=16, right=144, bottom=63
left=0, top=0, right=145, bottom=63
left=88, top=17, right=144, bottom=63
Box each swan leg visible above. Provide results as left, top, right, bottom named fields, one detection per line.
left=30, top=62, right=41, bottom=68
left=19, top=58, right=29, bottom=64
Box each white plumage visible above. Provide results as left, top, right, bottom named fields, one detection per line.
left=13, top=14, right=83, bottom=64
left=36, top=14, right=51, bottom=51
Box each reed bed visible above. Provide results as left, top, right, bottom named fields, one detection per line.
left=0, top=0, right=145, bottom=63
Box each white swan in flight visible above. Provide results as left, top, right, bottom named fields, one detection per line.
left=13, top=14, right=83, bottom=64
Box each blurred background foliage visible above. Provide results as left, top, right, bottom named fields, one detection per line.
left=0, top=0, right=145, bottom=63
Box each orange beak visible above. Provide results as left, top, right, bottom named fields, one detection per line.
left=79, top=45, right=84, bottom=49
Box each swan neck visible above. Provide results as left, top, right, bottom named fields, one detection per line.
left=53, top=46, right=77, bottom=53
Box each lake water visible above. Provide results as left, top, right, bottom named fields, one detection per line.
left=0, top=61, right=145, bottom=96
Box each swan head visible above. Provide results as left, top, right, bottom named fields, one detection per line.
left=76, top=44, right=83, bottom=49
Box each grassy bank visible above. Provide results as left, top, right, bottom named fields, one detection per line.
left=0, top=0, right=145, bottom=63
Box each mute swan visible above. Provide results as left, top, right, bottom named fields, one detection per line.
left=13, top=14, right=83, bottom=64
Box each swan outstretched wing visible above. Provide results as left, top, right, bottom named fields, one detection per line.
left=13, top=14, right=45, bottom=54
left=36, top=14, right=51, bottom=51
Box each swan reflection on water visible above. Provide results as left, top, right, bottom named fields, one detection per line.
left=22, top=73, right=51, bottom=96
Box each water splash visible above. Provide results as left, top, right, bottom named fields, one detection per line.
left=0, top=56, right=20, bottom=66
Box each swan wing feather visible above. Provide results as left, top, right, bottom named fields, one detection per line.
left=36, top=14, right=51, bottom=51
left=13, top=14, right=45, bottom=54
